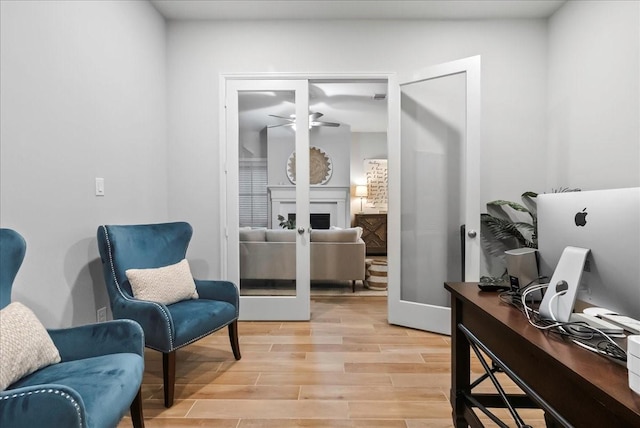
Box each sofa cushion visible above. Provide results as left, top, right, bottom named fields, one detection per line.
left=0, top=302, right=61, bottom=391
left=125, top=259, right=198, bottom=305
left=239, top=228, right=266, bottom=242
left=9, top=353, right=143, bottom=428
left=311, top=227, right=361, bottom=243
left=266, top=229, right=296, bottom=242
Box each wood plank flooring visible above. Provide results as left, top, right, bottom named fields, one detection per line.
left=119, top=296, right=545, bottom=427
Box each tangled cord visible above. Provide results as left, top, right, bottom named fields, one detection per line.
left=498, top=281, right=627, bottom=362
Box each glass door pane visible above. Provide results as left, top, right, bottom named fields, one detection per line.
left=387, top=56, right=481, bottom=334
left=226, top=79, right=310, bottom=320
left=400, top=73, right=466, bottom=307
left=238, top=90, right=298, bottom=297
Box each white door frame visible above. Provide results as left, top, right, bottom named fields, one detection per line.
left=223, top=78, right=310, bottom=320
left=387, top=56, right=481, bottom=334
left=220, top=73, right=393, bottom=320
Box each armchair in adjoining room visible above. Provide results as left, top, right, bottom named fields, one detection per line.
left=0, top=228, right=145, bottom=428
left=96, top=221, right=241, bottom=408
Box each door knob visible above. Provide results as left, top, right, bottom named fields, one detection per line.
left=297, top=227, right=305, bottom=235
left=467, top=230, right=477, bottom=238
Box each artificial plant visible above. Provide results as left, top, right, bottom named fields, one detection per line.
left=277, top=214, right=296, bottom=230
left=480, top=187, right=580, bottom=283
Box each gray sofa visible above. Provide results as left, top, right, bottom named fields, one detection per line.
left=239, top=228, right=366, bottom=291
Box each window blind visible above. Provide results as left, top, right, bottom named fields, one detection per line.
left=239, top=159, right=268, bottom=227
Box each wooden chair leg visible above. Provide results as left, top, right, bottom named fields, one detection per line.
left=129, top=388, right=145, bottom=428
left=228, top=320, right=242, bottom=360
left=162, top=351, right=176, bottom=408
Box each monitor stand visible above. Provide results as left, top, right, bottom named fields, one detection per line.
left=539, top=246, right=590, bottom=322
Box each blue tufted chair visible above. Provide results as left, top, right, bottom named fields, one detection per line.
left=0, top=228, right=145, bottom=428
left=96, top=222, right=241, bottom=408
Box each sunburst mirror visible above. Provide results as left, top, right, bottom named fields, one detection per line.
left=287, top=146, right=333, bottom=185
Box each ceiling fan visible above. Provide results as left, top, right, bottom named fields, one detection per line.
left=268, top=112, right=340, bottom=128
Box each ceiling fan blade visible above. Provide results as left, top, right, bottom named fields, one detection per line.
left=267, top=123, right=295, bottom=128
left=312, top=121, right=340, bottom=127
left=268, top=114, right=294, bottom=120
left=269, top=112, right=338, bottom=129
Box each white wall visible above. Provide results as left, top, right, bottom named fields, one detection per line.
left=350, top=132, right=387, bottom=219
left=547, top=1, right=640, bottom=190
left=0, top=1, right=168, bottom=327
left=267, top=124, right=351, bottom=186
left=166, top=19, right=550, bottom=276
left=351, top=132, right=388, bottom=185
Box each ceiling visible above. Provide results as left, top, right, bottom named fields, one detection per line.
left=239, top=80, right=389, bottom=133
left=154, top=0, right=566, bottom=134
left=150, top=1, right=566, bottom=21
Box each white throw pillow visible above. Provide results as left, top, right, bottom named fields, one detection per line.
left=126, top=259, right=199, bottom=305
left=0, top=302, right=61, bottom=391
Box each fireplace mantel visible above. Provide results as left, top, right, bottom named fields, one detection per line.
left=268, top=185, right=350, bottom=229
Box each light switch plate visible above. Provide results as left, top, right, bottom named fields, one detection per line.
left=97, top=307, right=107, bottom=323
left=95, top=177, right=105, bottom=196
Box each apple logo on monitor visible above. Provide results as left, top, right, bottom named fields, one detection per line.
left=574, top=208, right=588, bottom=227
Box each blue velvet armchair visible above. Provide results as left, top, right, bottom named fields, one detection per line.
left=96, top=222, right=241, bottom=408
left=0, top=228, right=145, bottom=428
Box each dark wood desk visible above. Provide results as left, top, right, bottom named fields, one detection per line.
left=445, top=282, right=640, bottom=428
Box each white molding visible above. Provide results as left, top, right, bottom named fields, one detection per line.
left=268, top=186, right=350, bottom=228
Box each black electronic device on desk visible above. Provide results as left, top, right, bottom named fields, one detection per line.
left=477, top=279, right=510, bottom=292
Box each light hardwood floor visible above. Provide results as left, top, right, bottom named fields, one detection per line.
left=120, top=296, right=545, bottom=427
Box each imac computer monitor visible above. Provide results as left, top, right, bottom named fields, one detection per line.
left=537, top=187, right=640, bottom=320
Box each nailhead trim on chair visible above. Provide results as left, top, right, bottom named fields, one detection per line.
left=171, top=319, right=235, bottom=351
left=101, top=225, right=175, bottom=350
left=1, top=388, right=83, bottom=428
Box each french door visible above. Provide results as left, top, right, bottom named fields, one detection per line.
left=387, top=56, right=481, bottom=335
left=222, top=62, right=480, bottom=326
left=224, top=79, right=311, bottom=320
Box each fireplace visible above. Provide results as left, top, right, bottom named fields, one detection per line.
left=288, top=213, right=331, bottom=229
left=268, top=185, right=350, bottom=229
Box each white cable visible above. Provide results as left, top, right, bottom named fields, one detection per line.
left=520, top=277, right=547, bottom=305
left=521, top=283, right=548, bottom=302
left=547, top=291, right=566, bottom=322
left=571, top=339, right=605, bottom=354
left=518, top=282, right=626, bottom=359
left=565, top=323, right=626, bottom=358
left=521, top=284, right=549, bottom=322
left=507, top=282, right=626, bottom=360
